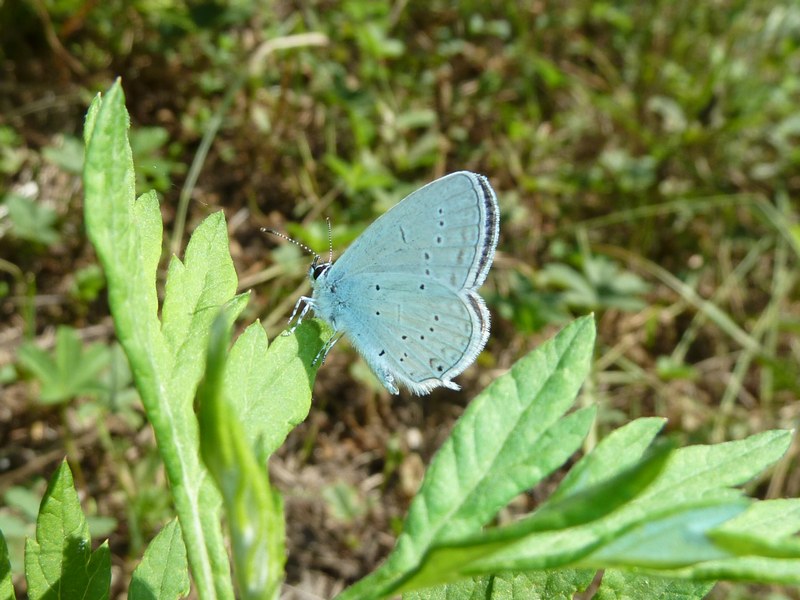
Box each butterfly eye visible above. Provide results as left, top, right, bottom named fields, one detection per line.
left=312, top=263, right=330, bottom=280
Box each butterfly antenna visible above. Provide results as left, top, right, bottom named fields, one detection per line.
left=261, top=227, right=321, bottom=262
left=326, top=216, right=333, bottom=264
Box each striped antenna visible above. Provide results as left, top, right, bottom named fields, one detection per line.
left=325, top=217, right=333, bottom=264
left=261, top=228, right=321, bottom=262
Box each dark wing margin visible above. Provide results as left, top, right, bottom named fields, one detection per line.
left=470, top=172, right=500, bottom=289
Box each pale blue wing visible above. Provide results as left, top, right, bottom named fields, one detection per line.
left=328, top=273, right=490, bottom=394
left=328, top=171, right=498, bottom=291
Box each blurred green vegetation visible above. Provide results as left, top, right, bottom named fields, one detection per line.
left=0, top=0, right=798, bottom=597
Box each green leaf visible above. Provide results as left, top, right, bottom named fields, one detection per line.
left=0, top=530, right=14, bottom=600
left=83, top=94, right=101, bottom=146
left=400, top=438, right=672, bottom=592
left=409, top=314, right=596, bottom=544
left=637, top=429, right=792, bottom=505
left=454, top=431, right=791, bottom=581
left=129, top=520, right=189, bottom=600
left=161, top=210, right=246, bottom=383
left=653, top=554, right=800, bottom=585
left=17, top=326, right=111, bottom=405
left=404, top=577, right=493, bottom=600
left=224, top=318, right=328, bottom=461
left=638, top=497, right=800, bottom=585
left=355, top=413, right=789, bottom=595
left=332, top=302, right=794, bottom=599
left=199, top=312, right=285, bottom=600
left=404, top=570, right=595, bottom=600
left=594, top=570, right=714, bottom=600
left=586, top=501, right=750, bottom=568
left=514, top=439, right=674, bottom=535
left=649, top=500, right=800, bottom=584
left=709, top=499, right=800, bottom=558
left=494, top=571, right=595, bottom=599
left=338, top=315, right=597, bottom=600
left=83, top=80, right=236, bottom=598
left=83, top=86, right=162, bottom=367
left=24, top=460, right=110, bottom=600
left=548, top=417, right=666, bottom=502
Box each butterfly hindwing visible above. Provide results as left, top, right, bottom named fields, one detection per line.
left=326, top=272, right=490, bottom=395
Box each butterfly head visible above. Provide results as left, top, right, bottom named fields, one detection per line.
left=263, top=217, right=335, bottom=283
left=262, top=225, right=333, bottom=281
left=309, top=255, right=332, bottom=281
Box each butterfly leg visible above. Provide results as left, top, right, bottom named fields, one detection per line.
left=285, top=296, right=315, bottom=335
left=313, top=331, right=343, bottom=366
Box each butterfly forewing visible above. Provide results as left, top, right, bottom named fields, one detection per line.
left=330, top=172, right=498, bottom=291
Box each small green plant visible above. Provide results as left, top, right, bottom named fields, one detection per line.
left=69, top=263, right=106, bottom=303
left=0, top=126, right=26, bottom=176
left=129, top=126, right=186, bottom=194
left=495, top=252, right=651, bottom=334
left=1, top=194, right=60, bottom=247
left=17, top=325, right=111, bottom=406
left=42, top=134, right=85, bottom=175
left=41, top=128, right=185, bottom=195
left=0, top=484, right=41, bottom=576
left=538, top=254, right=651, bottom=313
left=2, top=81, right=798, bottom=600
left=323, top=482, right=369, bottom=523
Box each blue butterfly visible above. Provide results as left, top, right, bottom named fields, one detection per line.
left=283, top=171, right=499, bottom=395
